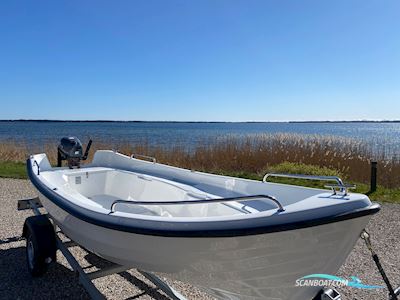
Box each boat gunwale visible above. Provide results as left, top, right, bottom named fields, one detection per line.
left=27, top=158, right=380, bottom=238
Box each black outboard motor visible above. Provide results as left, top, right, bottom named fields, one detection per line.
left=57, top=137, right=92, bottom=169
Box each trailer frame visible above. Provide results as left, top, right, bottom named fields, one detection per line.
left=18, top=197, right=187, bottom=300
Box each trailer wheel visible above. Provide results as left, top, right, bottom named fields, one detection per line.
left=22, top=216, right=57, bottom=277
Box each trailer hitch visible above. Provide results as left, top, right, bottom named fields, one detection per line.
left=361, top=230, right=400, bottom=300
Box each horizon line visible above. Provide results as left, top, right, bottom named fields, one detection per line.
left=1, top=119, right=400, bottom=123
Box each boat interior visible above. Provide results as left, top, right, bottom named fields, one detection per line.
left=41, top=167, right=264, bottom=218
left=33, top=150, right=370, bottom=219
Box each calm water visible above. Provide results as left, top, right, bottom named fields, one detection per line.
left=0, top=121, right=399, bottom=156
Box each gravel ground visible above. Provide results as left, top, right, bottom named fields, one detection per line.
left=337, top=203, right=400, bottom=300
left=0, top=178, right=398, bottom=300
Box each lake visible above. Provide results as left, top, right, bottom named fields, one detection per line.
left=0, top=121, right=399, bottom=157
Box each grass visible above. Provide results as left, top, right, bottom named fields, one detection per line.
left=2, top=159, right=399, bottom=203
left=0, top=161, right=27, bottom=179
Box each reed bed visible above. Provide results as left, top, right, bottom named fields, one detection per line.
left=1, top=134, right=399, bottom=188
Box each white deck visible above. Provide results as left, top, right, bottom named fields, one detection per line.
left=31, top=149, right=373, bottom=223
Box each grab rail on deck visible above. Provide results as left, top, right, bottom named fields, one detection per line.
left=262, top=173, right=356, bottom=195
left=109, top=194, right=285, bottom=214
left=130, top=153, right=157, bottom=163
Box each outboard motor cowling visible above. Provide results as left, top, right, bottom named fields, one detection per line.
left=57, top=137, right=92, bottom=168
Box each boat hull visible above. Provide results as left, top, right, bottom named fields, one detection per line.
left=39, top=193, right=370, bottom=300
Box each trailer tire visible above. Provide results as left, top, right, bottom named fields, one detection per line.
left=23, top=216, right=57, bottom=277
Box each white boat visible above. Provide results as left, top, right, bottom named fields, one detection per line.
left=27, top=141, right=379, bottom=300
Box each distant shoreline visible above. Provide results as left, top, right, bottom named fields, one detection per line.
left=0, top=119, right=399, bottom=124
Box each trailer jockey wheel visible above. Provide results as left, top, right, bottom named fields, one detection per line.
left=22, top=216, right=57, bottom=277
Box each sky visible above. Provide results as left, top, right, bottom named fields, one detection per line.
left=0, top=1, right=399, bottom=121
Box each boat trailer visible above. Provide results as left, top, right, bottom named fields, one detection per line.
left=18, top=197, right=399, bottom=300
left=18, top=197, right=187, bottom=300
